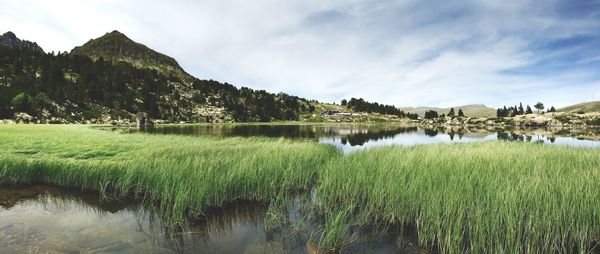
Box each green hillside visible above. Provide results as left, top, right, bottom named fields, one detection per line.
left=559, top=101, right=600, bottom=113
left=398, top=104, right=496, bottom=118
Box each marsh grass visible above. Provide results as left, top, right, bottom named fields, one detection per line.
left=0, top=125, right=338, bottom=221
left=317, top=142, right=600, bottom=253
left=2, top=125, right=600, bottom=253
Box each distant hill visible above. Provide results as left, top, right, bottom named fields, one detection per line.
left=71, top=30, right=192, bottom=82
left=559, top=101, right=600, bottom=113
left=398, top=104, right=496, bottom=118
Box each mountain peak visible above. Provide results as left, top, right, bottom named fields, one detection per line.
left=108, top=30, right=125, bottom=35
left=71, top=30, right=192, bottom=81
left=0, top=31, right=44, bottom=53
left=103, top=30, right=132, bottom=41
left=2, top=31, right=17, bottom=39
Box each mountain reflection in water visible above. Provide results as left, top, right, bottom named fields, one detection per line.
left=109, top=124, right=600, bottom=153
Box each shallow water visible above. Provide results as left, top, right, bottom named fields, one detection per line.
left=111, top=124, right=600, bottom=153
left=0, top=184, right=280, bottom=253
left=0, top=184, right=426, bottom=254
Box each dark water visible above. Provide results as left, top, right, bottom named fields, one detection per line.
left=0, top=184, right=425, bottom=254
left=112, top=124, right=600, bottom=153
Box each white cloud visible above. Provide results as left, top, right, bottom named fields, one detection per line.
left=0, top=0, right=598, bottom=108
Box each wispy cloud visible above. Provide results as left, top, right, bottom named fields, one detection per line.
left=1, top=0, right=598, bottom=107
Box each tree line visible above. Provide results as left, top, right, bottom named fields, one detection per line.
left=341, top=98, right=418, bottom=119
left=496, top=102, right=555, bottom=118
left=423, top=108, right=464, bottom=119
left=191, top=80, right=314, bottom=122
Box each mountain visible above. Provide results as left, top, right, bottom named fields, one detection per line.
left=0, top=31, right=44, bottom=53
left=71, top=30, right=192, bottom=82
left=0, top=31, right=314, bottom=123
left=398, top=104, right=496, bottom=118
left=559, top=101, right=600, bottom=113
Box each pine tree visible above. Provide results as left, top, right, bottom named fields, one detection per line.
left=458, top=109, right=464, bottom=117
left=518, top=103, right=524, bottom=115
left=526, top=105, right=533, bottom=114
left=448, top=108, right=455, bottom=117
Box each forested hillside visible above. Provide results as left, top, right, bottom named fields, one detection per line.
left=0, top=31, right=314, bottom=123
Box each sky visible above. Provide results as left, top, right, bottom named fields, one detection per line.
left=1, top=0, right=599, bottom=108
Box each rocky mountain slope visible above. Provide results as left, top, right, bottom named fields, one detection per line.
left=0, top=31, right=44, bottom=53
left=71, top=30, right=192, bottom=82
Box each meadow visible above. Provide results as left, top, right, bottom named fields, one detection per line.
left=1, top=125, right=600, bottom=253
left=0, top=125, right=337, bottom=220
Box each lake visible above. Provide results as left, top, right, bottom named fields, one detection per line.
left=111, top=124, right=600, bottom=153
left=0, top=184, right=424, bottom=254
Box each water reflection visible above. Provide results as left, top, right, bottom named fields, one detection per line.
left=0, top=184, right=427, bottom=254
left=0, top=184, right=296, bottom=253
left=339, top=127, right=417, bottom=146
left=106, top=124, right=600, bottom=153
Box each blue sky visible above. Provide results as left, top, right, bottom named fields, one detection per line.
left=1, top=0, right=599, bottom=108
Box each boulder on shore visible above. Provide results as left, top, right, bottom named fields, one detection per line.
left=135, top=112, right=153, bottom=127
left=14, top=112, right=33, bottom=123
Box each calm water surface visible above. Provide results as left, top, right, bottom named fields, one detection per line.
left=113, top=124, right=600, bottom=153
left=0, top=184, right=424, bottom=254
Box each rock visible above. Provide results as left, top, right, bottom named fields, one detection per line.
left=13, top=112, right=33, bottom=123
left=48, top=117, right=67, bottom=124
left=0, top=119, right=16, bottom=124
left=135, top=112, right=153, bottom=127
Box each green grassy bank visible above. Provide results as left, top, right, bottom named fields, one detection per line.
left=1, top=125, right=600, bottom=253
left=317, top=142, right=600, bottom=253
left=0, top=125, right=337, bottom=219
